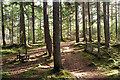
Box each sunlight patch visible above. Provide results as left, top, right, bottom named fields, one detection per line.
left=71, top=72, right=87, bottom=78
left=103, top=70, right=120, bottom=76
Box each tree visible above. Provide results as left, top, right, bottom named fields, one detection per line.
left=111, top=5, right=113, bottom=40
left=43, top=2, right=52, bottom=57
left=19, top=1, right=27, bottom=54
left=97, top=2, right=100, bottom=42
left=115, top=1, right=117, bottom=39
left=88, top=2, right=92, bottom=42
left=103, top=2, right=109, bottom=47
left=11, top=3, right=14, bottom=45
left=20, top=2, right=24, bottom=44
left=82, top=2, right=86, bottom=41
left=28, top=14, right=30, bottom=44
left=53, top=1, right=63, bottom=71
left=60, top=0, right=64, bottom=41
left=107, top=2, right=110, bottom=44
left=32, top=1, right=35, bottom=44
left=97, top=2, right=101, bottom=55
left=75, top=2, right=79, bottom=43
left=1, top=1, right=6, bottom=46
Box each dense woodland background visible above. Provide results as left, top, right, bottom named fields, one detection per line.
left=1, top=0, right=120, bottom=79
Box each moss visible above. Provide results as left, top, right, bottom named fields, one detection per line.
left=2, top=68, right=11, bottom=78
left=21, top=69, right=37, bottom=78
left=39, top=69, right=72, bottom=79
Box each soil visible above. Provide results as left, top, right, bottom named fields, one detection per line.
left=2, top=38, right=107, bottom=79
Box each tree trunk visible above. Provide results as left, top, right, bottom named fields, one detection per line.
left=70, top=18, right=71, bottom=38
left=1, top=2, right=6, bottom=46
left=75, top=2, right=79, bottom=43
left=20, top=2, right=24, bottom=44
left=86, top=18, right=87, bottom=35
left=11, top=3, right=13, bottom=45
left=97, top=2, right=100, bottom=42
left=91, top=8, right=94, bottom=35
left=115, top=1, right=117, bottom=39
left=82, top=2, right=86, bottom=40
left=28, top=15, right=30, bottom=44
left=67, top=18, right=69, bottom=37
left=97, top=2, right=101, bottom=56
left=103, top=2, right=109, bottom=47
left=39, top=17, right=41, bottom=40
left=60, top=1, right=63, bottom=41
left=43, top=2, right=52, bottom=57
left=20, top=1, right=27, bottom=52
left=111, top=5, right=113, bottom=40
left=53, top=1, right=63, bottom=71
left=88, top=2, right=92, bottom=42
left=107, top=2, right=110, bottom=44
left=32, top=1, right=35, bottom=44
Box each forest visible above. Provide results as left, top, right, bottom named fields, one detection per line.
left=0, top=0, right=120, bottom=79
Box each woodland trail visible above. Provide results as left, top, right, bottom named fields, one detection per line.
left=2, top=39, right=107, bottom=79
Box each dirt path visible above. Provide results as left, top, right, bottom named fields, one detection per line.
left=2, top=39, right=107, bottom=79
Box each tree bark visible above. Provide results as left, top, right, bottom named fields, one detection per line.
left=1, top=2, right=6, bottom=46
left=97, top=2, right=101, bottom=56
left=97, top=2, right=100, bottom=42
left=28, top=15, right=30, bottom=44
left=20, top=1, right=27, bottom=52
left=43, top=2, right=52, bottom=57
left=60, top=1, right=63, bottom=41
left=53, top=1, right=63, bottom=71
left=82, top=2, right=86, bottom=41
left=115, top=1, right=117, bottom=39
left=86, top=18, right=88, bottom=35
left=103, top=2, right=109, bottom=47
left=70, top=18, right=71, bottom=37
left=88, top=2, right=92, bottom=42
left=39, top=16, right=41, bottom=40
left=111, top=5, right=113, bottom=40
left=11, top=3, right=13, bottom=45
left=20, top=2, right=24, bottom=44
left=32, top=1, right=35, bottom=44
left=75, top=2, right=79, bottom=43
left=107, top=2, right=110, bottom=44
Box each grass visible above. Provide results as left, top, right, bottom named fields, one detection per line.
left=38, top=69, right=72, bottom=79
left=1, top=41, right=46, bottom=57
left=21, top=69, right=38, bottom=78
left=1, top=49, right=18, bottom=57
left=2, top=67, right=11, bottom=78
left=20, top=66, right=72, bottom=79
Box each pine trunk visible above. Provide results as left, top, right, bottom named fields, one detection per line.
left=11, top=4, right=13, bottom=45
left=32, top=1, right=35, bottom=44
left=82, top=2, right=86, bottom=40
left=60, top=1, right=63, bottom=41
left=1, top=2, right=6, bottom=46
left=97, top=2, right=100, bottom=42
left=28, top=16, right=30, bottom=44
left=103, top=2, right=109, bottom=47
left=20, top=1, right=27, bottom=52
left=88, top=2, right=92, bottom=42
left=20, top=2, right=24, bottom=44
left=75, top=2, right=79, bottom=43
left=53, top=1, right=63, bottom=71
left=43, top=2, right=52, bottom=57
left=115, top=1, right=117, bottom=39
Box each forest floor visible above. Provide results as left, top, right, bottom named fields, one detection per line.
left=2, top=38, right=111, bottom=79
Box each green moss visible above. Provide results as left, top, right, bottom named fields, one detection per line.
left=2, top=68, right=11, bottom=78
left=39, top=69, right=72, bottom=79
left=21, top=69, right=37, bottom=78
